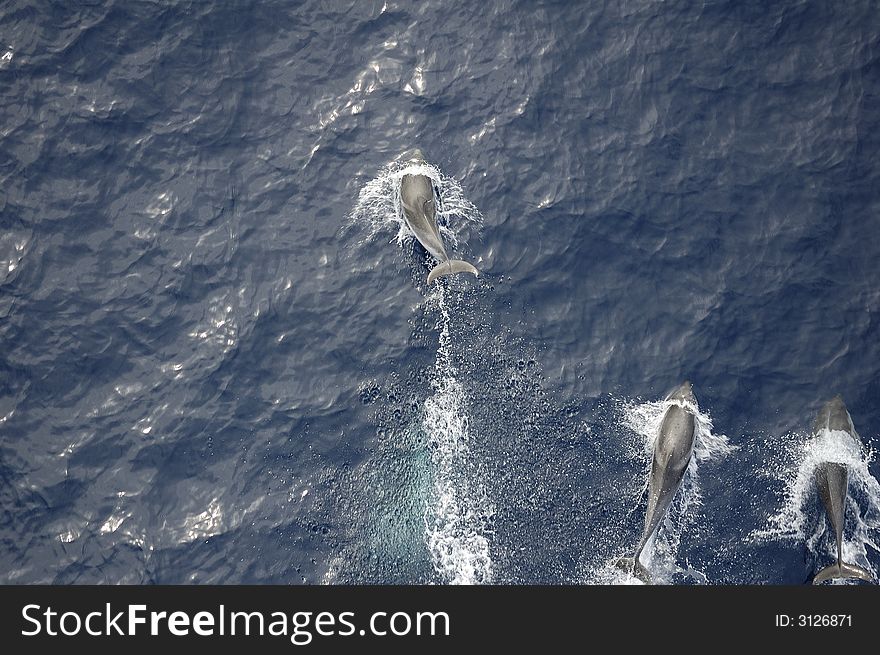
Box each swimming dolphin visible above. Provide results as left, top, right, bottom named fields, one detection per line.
left=398, top=150, right=478, bottom=285
left=811, top=396, right=874, bottom=585
left=616, top=381, right=698, bottom=583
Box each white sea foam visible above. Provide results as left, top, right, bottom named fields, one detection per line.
left=347, top=157, right=482, bottom=254
left=422, top=284, right=493, bottom=584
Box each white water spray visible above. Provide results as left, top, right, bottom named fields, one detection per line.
left=348, top=157, right=482, bottom=252
left=421, top=284, right=494, bottom=584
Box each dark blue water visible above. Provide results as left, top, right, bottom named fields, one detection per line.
left=2, top=0, right=879, bottom=584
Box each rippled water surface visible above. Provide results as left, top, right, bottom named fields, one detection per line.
left=1, top=0, right=879, bottom=584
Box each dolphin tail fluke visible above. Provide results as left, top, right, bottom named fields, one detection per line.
left=613, top=557, right=652, bottom=584
left=427, top=259, right=479, bottom=285
left=812, top=562, right=875, bottom=584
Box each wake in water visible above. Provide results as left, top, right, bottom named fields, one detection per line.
left=422, top=285, right=494, bottom=584
left=753, top=428, right=880, bottom=583
left=588, top=394, right=733, bottom=584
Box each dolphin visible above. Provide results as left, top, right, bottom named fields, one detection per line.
left=616, top=381, right=698, bottom=583
left=398, top=149, right=479, bottom=285
left=811, top=395, right=874, bottom=585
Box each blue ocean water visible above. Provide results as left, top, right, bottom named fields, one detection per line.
left=1, top=0, right=879, bottom=584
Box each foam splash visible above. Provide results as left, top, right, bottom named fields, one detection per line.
left=348, top=157, right=482, bottom=252
left=597, top=395, right=733, bottom=584
left=753, top=428, right=880, bottom=582
left=422, top=284, right=493, bottom=584
left=622, top=397, right=734, bottom=466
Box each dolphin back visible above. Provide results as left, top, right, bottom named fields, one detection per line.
left=813, top=562, right=875, bottom=584
left=816, top=462, right=848, bottom=525
left=427, top=259, right=479, bottom=285
left=400, top=173, right=450, bottom=262
left=631, top=402, right=696, bottom=569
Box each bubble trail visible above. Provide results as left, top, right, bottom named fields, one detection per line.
left=421, top=282, right=494, bottom=584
